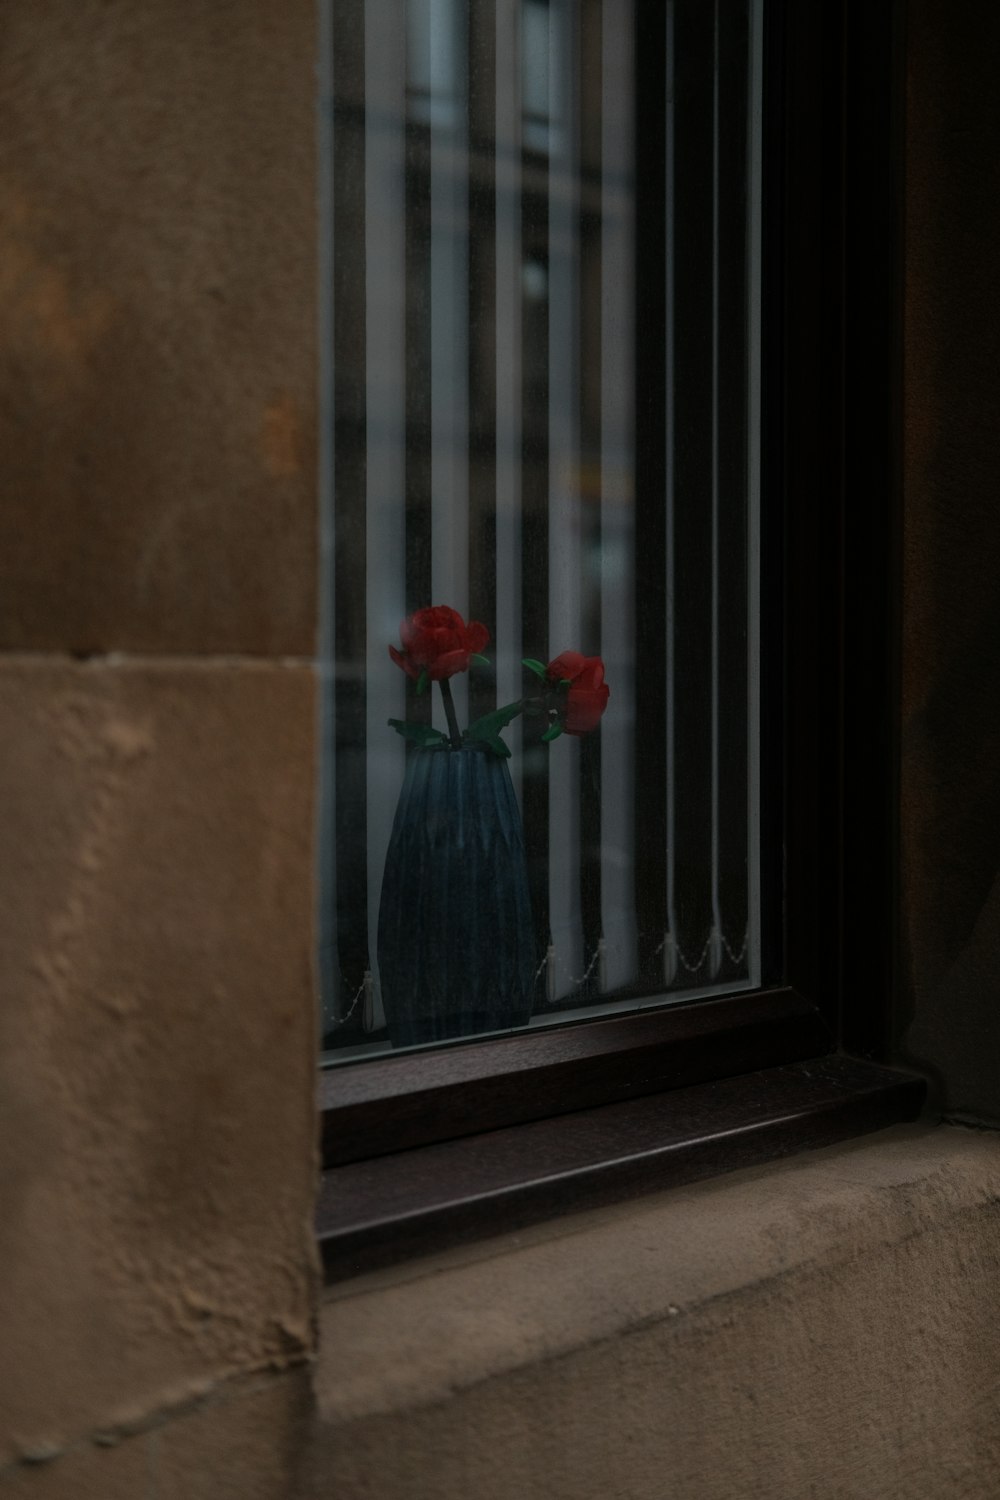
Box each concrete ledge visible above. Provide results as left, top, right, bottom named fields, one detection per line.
left=316, top=1123, right=1000, bottom=1499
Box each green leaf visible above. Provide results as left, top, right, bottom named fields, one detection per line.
left=482, top=735, right=512, bottom=758
left=387, top=719, right=447, bottom=747
left=471, top=653, right=491, bottom=666
left=416, top=669, right=429, bottom=695
left=541, top=723, right=564, bottom=743
left=464, top=699, right=524, bottom=744
left=522, top=657, right=548, bottom=681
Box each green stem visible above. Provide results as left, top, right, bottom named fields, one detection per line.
left=438, top=677, right=463, bottom=750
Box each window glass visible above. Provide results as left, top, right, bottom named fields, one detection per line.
left=321, top=0, right=763, bottom=1059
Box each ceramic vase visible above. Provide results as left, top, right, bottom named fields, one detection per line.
left=377, top=745, right=535, bottom=1047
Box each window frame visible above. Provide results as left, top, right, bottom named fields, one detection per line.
left=317, top=0, right=922, bottom=1280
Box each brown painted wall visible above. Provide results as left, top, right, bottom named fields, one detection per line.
left=900, top=0, right=1000, bottom=1125
left=0, top=2, right=319, bottom=1495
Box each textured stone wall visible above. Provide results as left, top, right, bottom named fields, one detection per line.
left=2, top=0, right=999, bottom=1496
left=0, top=2, right=319, bottom=1495
left=0, top=0, right=317, bottom=654
left=319, top=1126, right=1000, bottom=1500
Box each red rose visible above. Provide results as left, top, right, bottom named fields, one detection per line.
left=546, top=652, right=610, bottom=736
left=389, top=605, right=489, bottom=681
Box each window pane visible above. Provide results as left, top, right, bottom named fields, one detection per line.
left=320, top=0, right=763, bottom=1059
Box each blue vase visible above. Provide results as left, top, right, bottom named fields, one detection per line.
left=377, top=745, right=536, bottom=1048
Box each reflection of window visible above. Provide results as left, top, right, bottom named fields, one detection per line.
left=521, top=0, right=563, bottom=155
left=406, top=0, right=464, bottom=127
left=323, top=0, right=762, bottom=1059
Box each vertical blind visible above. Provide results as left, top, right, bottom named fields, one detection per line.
left=321, top=0, right=762, bottom=1053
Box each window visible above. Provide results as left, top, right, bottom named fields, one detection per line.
left=317, top=0, right=923, bottom=1279
left=322, top=0, right=763, bottom=1057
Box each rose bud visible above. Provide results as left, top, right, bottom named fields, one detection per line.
left=546, top=652, right=610, bottom=736
left=389, top=605, right=489, bottom=681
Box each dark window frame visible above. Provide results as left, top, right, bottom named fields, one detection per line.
left=318, top=0, right=924, bottom=1281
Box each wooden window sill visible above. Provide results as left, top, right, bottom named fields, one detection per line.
left=318, top=1054, right=925, bottom=1281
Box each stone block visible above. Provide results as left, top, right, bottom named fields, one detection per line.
left=0, top=658, right=318, bottom=1467
left=317, top=1126, right=1000, bottom=1500
left=3, top=1437, right=149, bottom=1500
left=152, top=1369, right=314, bottom=1500
left=0, top=0, right=316, bottom=655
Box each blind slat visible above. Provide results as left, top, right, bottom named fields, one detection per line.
left=331, top=0, right=370, bottom=1039
left=599, top=0, right=638, bottom=993
left=547, top=0, right=584, bottom=1001
left=430, top=1, right=471, bottom=730
left=365, top=0, right=408, bottom=1030
left=493, top=0, right=524, bottom=786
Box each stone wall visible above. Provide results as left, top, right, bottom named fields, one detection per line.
left=319, top=1126, right=1000, bottom=1500
left=1, top=0, right=999, bottom=1496
left=0, top=3, right=320, bottom=1494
